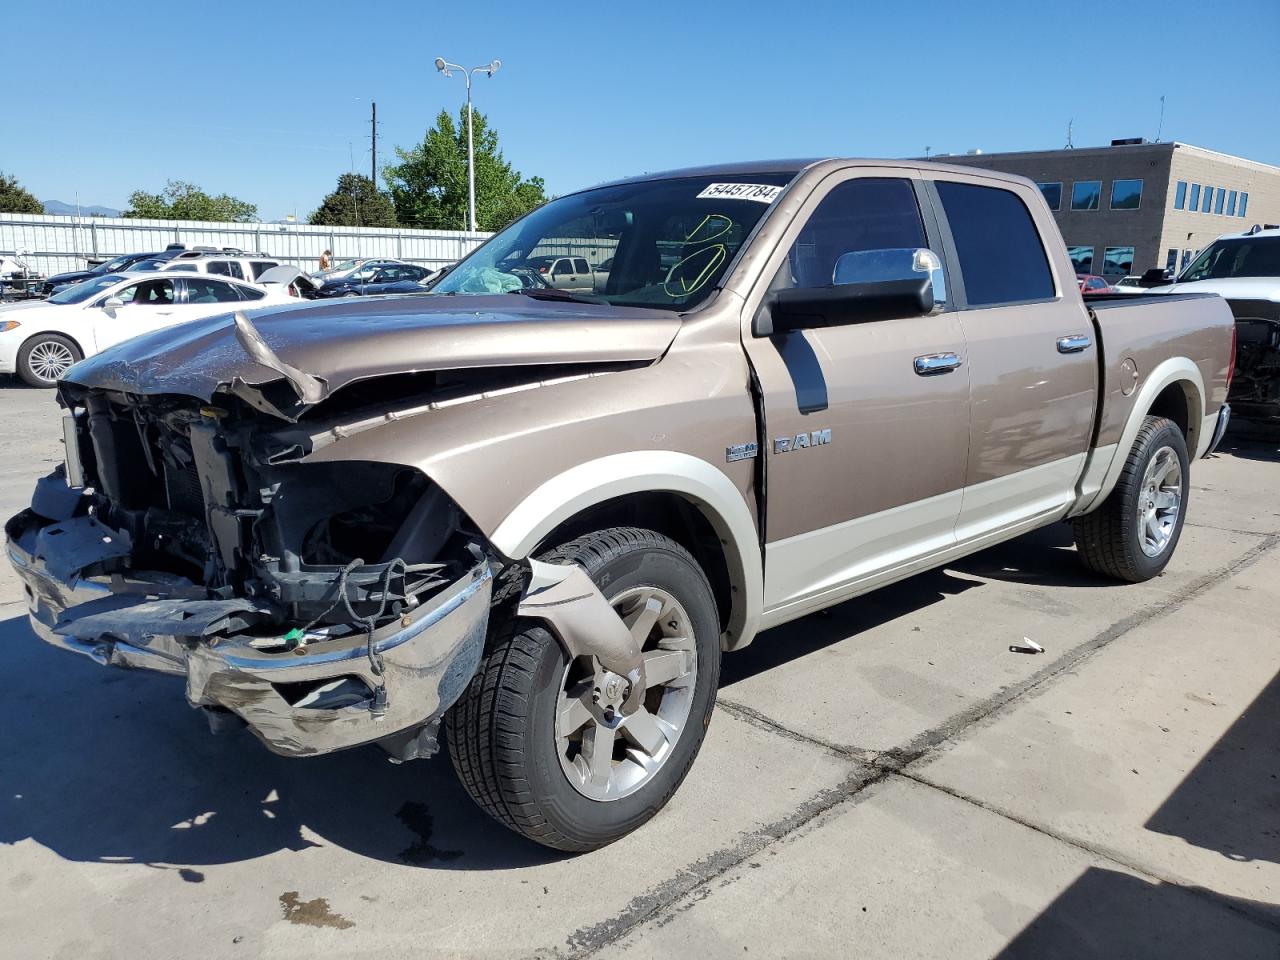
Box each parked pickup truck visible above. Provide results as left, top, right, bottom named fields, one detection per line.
left=6, top=159, right=1234, bottom=852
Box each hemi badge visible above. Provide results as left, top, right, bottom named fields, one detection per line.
left=726, top=442, right=759, bottom=463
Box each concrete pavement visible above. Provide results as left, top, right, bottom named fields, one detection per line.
left=0, top=382, right=1276, bottom=959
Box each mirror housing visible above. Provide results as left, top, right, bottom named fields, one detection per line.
left=102, top=296, right=124, bottom=312
left=755, top=247, right=943, bottom=336
left=765, top=279, right=934, bottom=334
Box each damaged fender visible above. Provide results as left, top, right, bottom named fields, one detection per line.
left=518, top=559, right=647, bottom=715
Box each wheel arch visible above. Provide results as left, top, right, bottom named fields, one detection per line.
left=488, top=451, right=764, bottom=651
left=1073, top=356, right=1206, bottom=516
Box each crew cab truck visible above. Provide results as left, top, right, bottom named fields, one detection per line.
left=6, top=159, right=1234, bottom=852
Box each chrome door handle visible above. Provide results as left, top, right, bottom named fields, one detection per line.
left=914, top=352, right=963, bottom=376
left=1057, top=334, right=1092, bottom=353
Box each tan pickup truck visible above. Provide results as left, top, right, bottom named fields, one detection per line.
left=6, top=159, right=1234, bottom=851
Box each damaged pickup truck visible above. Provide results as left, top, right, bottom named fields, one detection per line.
left=7, top=159, right=1235, bottom=851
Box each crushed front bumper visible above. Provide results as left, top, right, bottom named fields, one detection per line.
left=6, top=507, right=493, bottom=758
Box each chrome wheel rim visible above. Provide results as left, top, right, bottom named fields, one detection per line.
left=28, top=340, right=75, bottom=382
left=1139, top=445, right=1182, bottom=557
left=555, top=586, right=697, bottom=802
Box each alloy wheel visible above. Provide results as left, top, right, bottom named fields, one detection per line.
left=1139, top=445, right=1182, bottom=557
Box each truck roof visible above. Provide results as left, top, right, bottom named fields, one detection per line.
left=589, top=157, right=1038, bottom=193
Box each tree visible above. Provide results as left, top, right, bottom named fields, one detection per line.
left=0, top=172, right=42, bottom=215
left=123, top=180, right=257, bottom=222
left=308, top=173, right=398, bottom=228
left=384, top=109, right=548, bottom=232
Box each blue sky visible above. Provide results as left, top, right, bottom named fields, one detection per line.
left=5, top=0, right=1278, bottom=223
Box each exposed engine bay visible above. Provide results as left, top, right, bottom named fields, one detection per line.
left=1227, top=298, right=1280, bottom=419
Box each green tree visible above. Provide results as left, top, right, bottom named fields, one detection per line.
left=0, top=171, right=43, bottom=214
left=123, top=180, right=257, bottom=222
left=308, top=173, right=398, bottom=228
left=384, top=109, right=548, bottom=231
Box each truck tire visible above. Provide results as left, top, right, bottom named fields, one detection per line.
left=1072, top=415, right=1189, bottom=582
left=17, top=333, right=82, bottom=388
left=446, top=527, right=721, bottom=852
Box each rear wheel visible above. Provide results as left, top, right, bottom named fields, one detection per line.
left=446, top=527, right=720, bottom=851
left=17, top=334, right=82, bottom=387
left=1072, top=415, right=1189, bottom=582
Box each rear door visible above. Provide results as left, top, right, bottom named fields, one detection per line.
left=925, top=174, right=1097, bottom=541
left=741, top=170, right=971, bottom=617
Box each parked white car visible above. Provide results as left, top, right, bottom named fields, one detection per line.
left=0, top=271, right=299, bottom=387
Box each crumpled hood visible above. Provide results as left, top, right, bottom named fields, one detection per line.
left=63, top=294, right=681, bottom=408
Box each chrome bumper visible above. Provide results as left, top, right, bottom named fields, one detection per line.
left=6, top=508, right=492, bottom=758
left=1205, top=403, right=1231, bottom=457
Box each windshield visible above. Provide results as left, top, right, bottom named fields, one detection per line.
left=130, top=259, right=169, bottom=272
left=94, top=254, right=135, bottom=273
left=1180, top=236, right=1280, bottom=282
left=432, top=173, right=796, bottom=310
left=48, top=274, right=127, bottom=304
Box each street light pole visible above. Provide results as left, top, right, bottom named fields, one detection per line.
left=434, top=57, right=501, bottom=232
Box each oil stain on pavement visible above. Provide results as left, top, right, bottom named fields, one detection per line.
left=279, top=891, right=355, bottom=929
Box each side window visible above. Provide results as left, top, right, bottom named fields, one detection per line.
left=249, top=261, right=279, bottom=279
left=207, top=261, right=231, bottom=276
left=934, top=181, right=1055, bottom=307
left=574, top=258, right=590, bottom=274
left=553, top=259, right=573, bottom=276
left=121, top=278, right=175, bottom=305
left=236, top=284, right=266, bottom=301
left=785, top=177, right=934, bottom=294
left=186, top=278, right=242, bottom=303
left=169, top=264, right=197, bottom=272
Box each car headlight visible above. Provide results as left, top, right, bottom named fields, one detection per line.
left=0, top=321, right=20, bottom=333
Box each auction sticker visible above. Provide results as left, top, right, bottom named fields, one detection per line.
left=696, top=183, right=783, bottom=203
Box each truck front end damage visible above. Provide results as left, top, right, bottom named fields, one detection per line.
left=6, top=385, right=495, bottom=760
left=1227, top=298, right=1280, bottom=420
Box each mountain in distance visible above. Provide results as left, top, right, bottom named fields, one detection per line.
left=42, top=199, right=122, bottom=218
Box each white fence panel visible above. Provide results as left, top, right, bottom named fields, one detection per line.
left=0, top=213, right=491, bottom=277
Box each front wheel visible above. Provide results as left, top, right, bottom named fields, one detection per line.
left=446, top=527, right=721, bottom=851
left=17, top=333, right=82, bottom=387
left=1072, top=415, right=1189, bottom=582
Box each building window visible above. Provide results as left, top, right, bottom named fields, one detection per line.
left=1228, top=190, right=1237, bottom=216
left=1071, top=181, right=1102, bottom=211
left=1165, top=249, right=1179, bottom=273
left=1067, top=245, right=1095, bottom=274
left=1173, top=181, right=1187, bottom=210
left=1201, top=186, right=1214, bottom=213
left=1188, top=184, right=1201, bottom=211
left=1037, top=182, right=1062, bottom=211
left=1104, top=246, right=1135, bottom=275
left=1110, top=179, right=1143, bottom=210
left=1240, top=192, right=1249, bottom=218
left=1182, top=249, right=1195, bottom=271
left=1214, top=188, right=1225, bottom=215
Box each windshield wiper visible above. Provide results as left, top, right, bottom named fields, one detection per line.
left=510, top=287, right=603, bottom=305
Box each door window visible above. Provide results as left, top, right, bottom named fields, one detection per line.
left=249, top=261, right=280, bottom=279
left=574, top=258, right=590, bottom=274
left=783, top=177, right=932, bottom=291
left=553, top=259, right=574, bottom=276
left=119, top=278, right=175, bottom=305
left=184, top=277, right=243, bottom=303
left=934, top=181, right=1055, bottom=306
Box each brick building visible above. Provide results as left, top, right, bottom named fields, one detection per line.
left=933, top=141, right=1280, bottom=280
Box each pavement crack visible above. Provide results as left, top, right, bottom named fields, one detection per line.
left=897, top=769, right=1280, bottom=936
left=716, top=698, right=874, bottom=764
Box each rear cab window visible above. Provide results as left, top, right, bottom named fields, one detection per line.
left=933, top=180, right=1056, bottom=307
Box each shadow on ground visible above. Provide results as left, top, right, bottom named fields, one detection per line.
left=996, top=866, right=1280, bottom=958
left=0, top=614, right=560, bottom=874
left=1145, top=668, right=1280, bottom=866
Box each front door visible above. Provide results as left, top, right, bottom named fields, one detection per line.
left=94, top=277, right=179, bottom=351
left=925, top=174, right=1098, bottom=540
left=741, top=172, right=972, bottom=618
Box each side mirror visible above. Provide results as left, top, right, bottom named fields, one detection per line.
left=758, top=248, right=943, bottom=335
left=102, top=296, right=124, bottom=313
